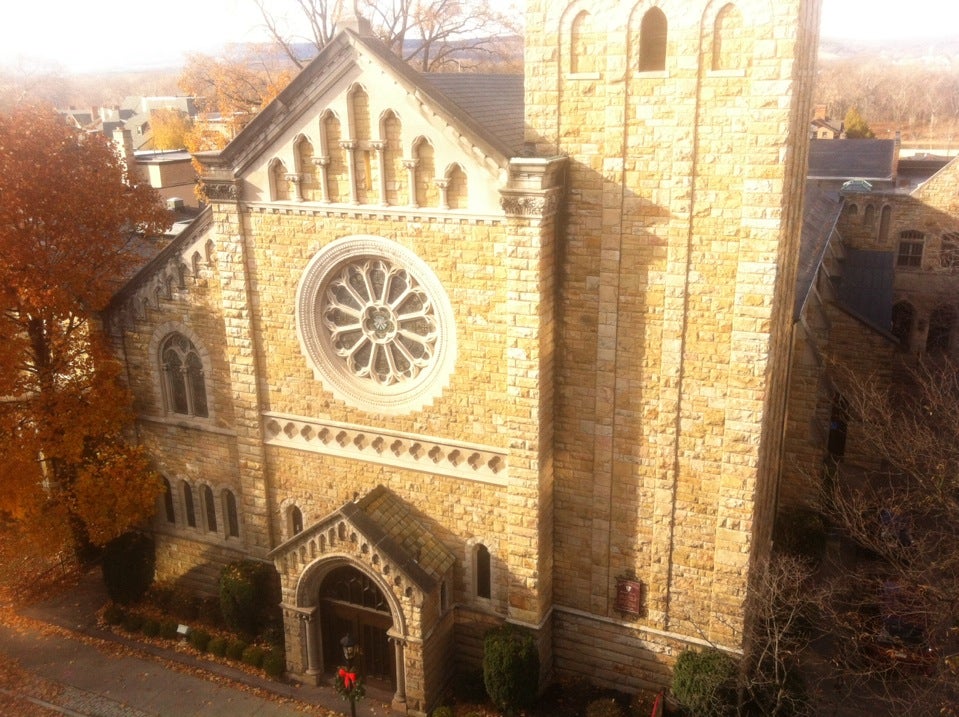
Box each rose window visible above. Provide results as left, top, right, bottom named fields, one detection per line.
left=323, top=259, right=437, bottom=386
left=297, top=236, right=456, bottom=414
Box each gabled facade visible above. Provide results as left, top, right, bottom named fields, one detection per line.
left=104, top=2, right=822, bottom=714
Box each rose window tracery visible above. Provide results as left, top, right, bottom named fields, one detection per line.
left=322, top=259, right=438, bottom=386
left=297, top=236, right=456, bottom=414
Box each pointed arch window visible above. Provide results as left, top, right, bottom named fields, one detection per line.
left=475, top=544, right=491, bottom=599
left=289, top=505, right=304, bottom=537
left=224, top=490, right=240, bottom=538
left=202, top=485, right=217, bottom=533
left=182, top=481, right=197, bottom=528
left=160, top=333, right=208, bottom=417
left=638, top=8, right=668, bottom=72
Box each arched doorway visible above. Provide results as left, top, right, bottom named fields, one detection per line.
left=320, top=565, right=395, bottom=686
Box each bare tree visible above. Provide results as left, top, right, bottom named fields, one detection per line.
left=253, top=0, right=520, bottom=73
left=809, top=358, right=959, bottom=716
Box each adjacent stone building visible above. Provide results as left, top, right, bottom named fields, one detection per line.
left=103, top=1, right=823, bottom=713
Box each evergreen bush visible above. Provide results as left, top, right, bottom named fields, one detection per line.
left=671, top=648, right=737, bottom=717
left=219, top=560, right=276, bottom=637
left=431, top=707, right=454, bottom=717
left=141, top=619, right=161, bottom=637
left=159, top=620, right=179, bottom=640
left=101, top=532, right=155, bottom=605
left=188, top=628, right=212, bottom=652
left=241, top=644, right=266, bottom=668
left=208, top=637, right=228, bottom=657
left=262, top=649, right=286, bottom=678
left=482, top=624, right=540, bottom=713
left=226, top=639, right=248, bottom=661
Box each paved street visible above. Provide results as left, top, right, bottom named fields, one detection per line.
left=0, top=570, right=391, bottom=717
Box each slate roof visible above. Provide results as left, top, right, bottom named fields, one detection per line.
left=268, top=485, right=455, bottom=594
left=807, top=138, right=897, bottom=181
left=794, top=182, right=842, bottom=320
left=353, top=32, right=524, bottom=158
left=419, top=73, right=525, bottom=157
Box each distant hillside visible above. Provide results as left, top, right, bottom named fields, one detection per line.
left=819, top=36, right=959, bottom=67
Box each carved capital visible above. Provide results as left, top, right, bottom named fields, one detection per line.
left=402, top=159, right=419, bottom=171
left=500, top=191, right=559, bottom=218
left=370, top=141, right=386, bottom=152
left=340, top=140, right=357, bottom=150
left=203, top=180, right=239, bottom=202
left=313, top=156, right=330, bottom=167
left=284, top=173, right=302, bottom=184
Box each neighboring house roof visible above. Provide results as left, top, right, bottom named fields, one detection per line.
left=794, top=183, right=842, bottom=320
left=807, top=138, right=898, bottom=181
left=810, top=118, right=842, bottom=136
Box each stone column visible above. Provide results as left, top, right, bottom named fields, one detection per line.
left=435, top=178, right=450, bottom=210
left=403, top=159, right=419, bottom=208
left=370, top=141, right=388, bottom=205
left=303, top=607, right=322, bottom=678
left=312, top=156, right=331, bottom=203
left=390, top=637, right=407, bottom=709
left=284, top=173, right=303, bottom=202
left=340, top=141, right=359, bottom=204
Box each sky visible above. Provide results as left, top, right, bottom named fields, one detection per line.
left=1, top=0, right=957, bottom=75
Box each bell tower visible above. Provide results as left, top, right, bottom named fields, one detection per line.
left=527, top=0, right=822, bottom=686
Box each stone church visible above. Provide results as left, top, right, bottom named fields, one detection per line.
left=103, top=0, right=822, bottom=713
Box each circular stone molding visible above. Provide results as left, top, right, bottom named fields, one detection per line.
left=296, top=236, right=456, bottom=415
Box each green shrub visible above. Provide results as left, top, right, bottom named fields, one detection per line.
left=208, top=637, right=228, bottom=657
left=188, top=628, right=212, bottom=652
left=121, top=612, right=145, bottom=632
left=101, top=532, right=155, bottom=605
left=141, top=619, right=161, bottom=638
left=219, top=560, right=277, bottom=637
left=482, top=624, right=540, bottom=713
left=586, top=697, right=624, bottom=717
left=671, top=648, right=737, bottom=717
left=226, top=639, right=248, bottom=661
left=102, top=604, right=125, bottom=626
left=262, top=649, right=286, bottom=678
left=431, top=707, right=454, bottom=717
left=241, top=644, right=265, bottom=668
left=159, top=620, right=179, bottom=640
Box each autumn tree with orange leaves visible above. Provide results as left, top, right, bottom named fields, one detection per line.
left=0, top=106, right=171, bottom=562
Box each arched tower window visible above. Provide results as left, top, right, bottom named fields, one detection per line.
left=570, top=10, right=594, bottom=74
left=712, top=4, right=745, bottom=71
left=475, top=544, right=491, bottom=599
left=864, top=204, right=876, bottom=227
left=160, top=333, right=208, bottom=417
left=891, top=300, right=915, bottom=351
left=638, top=8, right=668, bottom=72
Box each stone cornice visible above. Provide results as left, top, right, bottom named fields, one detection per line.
left=262, top=412, right=508, bottom=485
left=244, top=201, right=505, bottom=225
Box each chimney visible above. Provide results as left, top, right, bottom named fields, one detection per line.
left=813, top=104, right=828, bottom=121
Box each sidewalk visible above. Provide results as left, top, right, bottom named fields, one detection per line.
left=1, top=569, right=392, bottom=716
